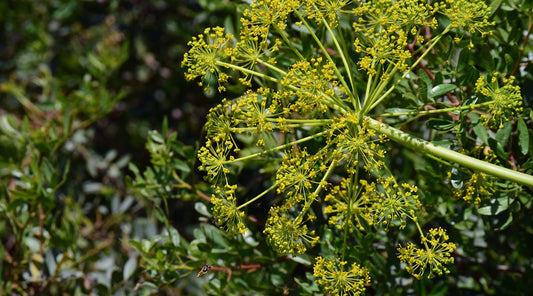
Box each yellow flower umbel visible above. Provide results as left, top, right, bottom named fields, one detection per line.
left=397, top=227, right=456, bottom=279
left=178, top=0, right=503, bottom=284
left=181, top=27, right=234, bottom=92
left=441, top=0, right=493, bottom=36
left=264, top=206, right=319, bottom=256
left=352, top=0, right=437, bottom=78
left=210, top=185, right=248, bottom=234
left=329, top=115, right=387, bottom=174
left=232, top=37, right=282, bottom=86
left=281, top=57, right=341, bottom=114
left=448, top=147, right=498, bottom=204
left=276, top=148, right=326, bottom=204
left=304, top=0, right=353, bottom=29
left=241, top=0, right=301, bottom=38
left=313, top=256, right=371, bottom=296
left=362, top=177, right=420, bottom=231
left=197, top=137, right=234, bottom=183
left=324, top=177, right=371, bottom=232
left=475, top=74, right=524, bottom=129
left=454, top=172, right=495, bottom=204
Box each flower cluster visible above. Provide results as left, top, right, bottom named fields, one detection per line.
left=313, top=256, right=371, bottom=296
left=210, top=185, right=248, bottom=234
left=454, top=172, right=495, bottom=204
left=352, top=0, right=437, bottom=77
left=304, top=0, right=353, bottom=29
left=181, top=27, right=234, bottom=92
left=329, top=115, right=387, bottom=174
left=362, top=177, right=420, bottom=230
left=475, top=74, right=524, bottom=129
left=324, top=177, right=370, bottom=232
left=447, top=147, right=498, bottom=204
left=197, top=137, right=234, bottom=183
left=397, top=227, right=456, bottom=279
left=232, top=37, right=282, bottom=85
left=241, top=0, right=300, bottom=38
left=441, top=0, right=493, bottom=36
left=276, top=148, right=327, bottom=204
left=281, top=57, right=342, bottom=113
left=179, top=0, right=496, bottom=285
left=264, top=206, right=319, bottom=255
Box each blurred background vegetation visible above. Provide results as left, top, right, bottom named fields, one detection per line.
left=0, top=0, right=242, bottom=294
left=1, top=0, right=533, bottom=295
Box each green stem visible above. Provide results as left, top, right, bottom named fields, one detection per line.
left=368, top=117, right=533, bottom=187
left=293, top=10, right=355, bottom=109
left=257, top=58, right=350, bottom=113
left=368, top=63, right=394, bottom=102
left=320, top=11, right=360, bottom=111
left=273, top=24, right=305, bottom=60
left=414, top=219, right=429, bottom=249
left=297, top=159, right=338, bottom=221
left=341, top=169, right=358, bottom=262
left=217, top=61, right=280, bottom=83
left=266, top=118, right=333, bottom=124
left=237, top=184, right=277, bottom=210
left=230, top=121, right=328, bottom=132
left=256, top=58, right=287, bottom=75
left=364, top=25, right=452, bottom=113
left=222, top=128, right=333, bottom=164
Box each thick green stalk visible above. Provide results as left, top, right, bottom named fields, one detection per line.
left=368, top=118, right=533, bottom=187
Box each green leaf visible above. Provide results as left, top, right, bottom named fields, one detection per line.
left=162, top=116, right=168, bottom=138
left=426, top=119, right=454, bottom=131
left=129, top=240, right=142, bottom=251
left=494, top=213, right=514, bottom=231
left=291, top=254, right=312, bottom=266
left=473, top=124, right=489, bottom=145
left=450, top=168, right=463, bottom=189
left=384, top=108, right=415, bottom=115
left=295, top=276, right=320, bottom=293
left=495, top=121, right=512, bottom=146
left=463, top=95, right=479, bottom=108
left=172, top=159, right=191, bottom=174
left=429, top=84, right=456, bottom=99
left=169, top=228, right=180, bottom=247
left=488, top=138, right=507, bottom=159
left=478, top=198, right=511, bottom=216
left=195, top=202, right=211, bottom=217
left=123, top=257, right=137, bottom=280
left=402, top=92, right=422, bottom=106
left=148, top=130, right=164, bottom=144
left=456, top=48, right=470, bottom=73
left=517, top=118, right=529, bottom=155
left=518, top=190, right=533, bottom=208
left=489, top=0, right=504, bottom=16
left=434, top=72, right=443, bottom=85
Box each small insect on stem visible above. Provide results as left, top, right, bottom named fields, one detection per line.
left=196, top=264, right=212, bottom=278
